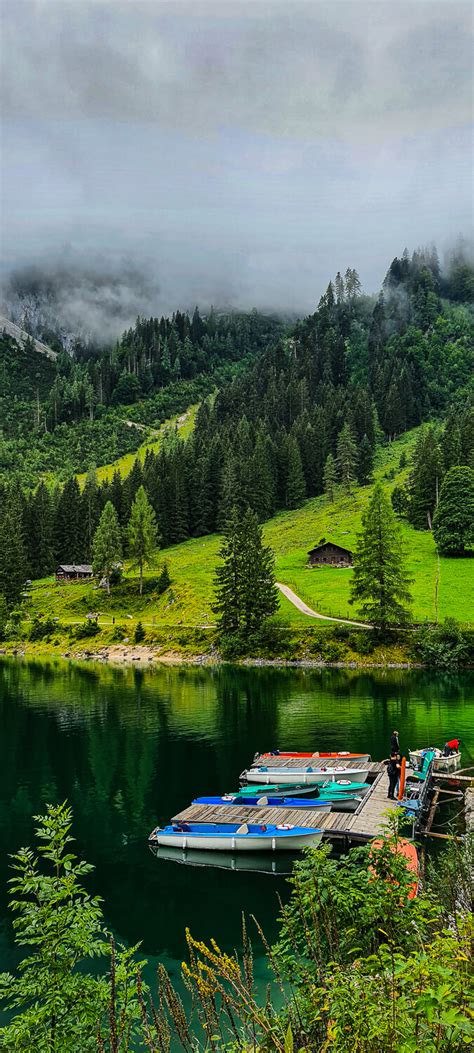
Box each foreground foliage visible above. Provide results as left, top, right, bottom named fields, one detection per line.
left=0, top=807, right=472, bottom=1051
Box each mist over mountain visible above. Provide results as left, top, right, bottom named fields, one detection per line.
left=1, top=1, right=472, bottom=332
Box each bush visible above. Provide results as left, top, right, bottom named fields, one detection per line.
left=74, top=620, right=100, bottom=640
left=134, top=620, right=146, bottom=643
left=111, top=625, right=126, bottom=642
left=29, top=616, right=58, bottom=641
left=411, top=618, right=472, bottom=668
left=320, top=640, right=347, bottom=661
left=347, top=630, right=375, bottom=655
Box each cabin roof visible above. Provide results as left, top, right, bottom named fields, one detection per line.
left=307, top=542, right=353, bottom=557
left=57, top=564, right=93, bottom=574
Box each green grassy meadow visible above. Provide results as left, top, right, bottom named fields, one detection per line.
left=75, top=405, right=198, bottom=487
left=23, top=427, right=474, bottom=640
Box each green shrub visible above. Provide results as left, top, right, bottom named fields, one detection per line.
left=411, top=618, right=471, bottom=668
left=111, top=625, right=126, bottom=642
left=74, top=620, right=100, bottom=640
left=29, top=616, right=58, bottom=641
left=347, top=631, right=376, bottom=655
left=134, top=620, right=146, bottom=643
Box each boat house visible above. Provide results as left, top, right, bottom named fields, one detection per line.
left=56, top=564, right=93, bottom=582
left=307, top=542, right=353, bottom=568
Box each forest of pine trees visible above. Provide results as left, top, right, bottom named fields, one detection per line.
left=0, top=245, right=472, bottom=604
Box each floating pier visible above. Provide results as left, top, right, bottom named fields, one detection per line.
left=172, top=762, right=400, bottom=846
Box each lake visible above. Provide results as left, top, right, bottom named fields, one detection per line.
left=0, top=658, right=473, bottom=1005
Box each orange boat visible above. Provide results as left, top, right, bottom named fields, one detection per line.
left=370, top=837, right=419, bottom=899
left=257, top=750, right=371, bottom=763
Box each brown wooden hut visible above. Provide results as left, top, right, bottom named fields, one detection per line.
left=307, top=542, right=353, bottom=568
left=56, top=564, right=93, bottom=582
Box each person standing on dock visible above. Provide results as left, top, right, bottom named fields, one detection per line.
left=387, top=753, right=401, bottom=800
left=391, top=730, right=400, bottom=754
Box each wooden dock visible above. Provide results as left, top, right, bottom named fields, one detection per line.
left=173, top=766, right=398, bottom=846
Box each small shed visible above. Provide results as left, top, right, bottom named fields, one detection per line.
left=307, top=542, right=353, bottom=568
left=56, top=564, right=93, bottom=582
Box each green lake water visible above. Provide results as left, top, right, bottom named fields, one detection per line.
left=0, top=658, right=473, bottom=1008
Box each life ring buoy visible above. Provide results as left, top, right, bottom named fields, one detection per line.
left=398, top=756, right=407, bottom=800
left=276, top=823, right=294, bottom=830
left=336, top=779, right=351, bottom=786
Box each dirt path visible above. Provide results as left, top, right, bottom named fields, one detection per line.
left=276, top=583, right=371, bottom=629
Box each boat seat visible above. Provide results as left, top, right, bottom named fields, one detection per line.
left=256, top=796, right=268, bottom=805
left=236, top=823, right=249, bottom=834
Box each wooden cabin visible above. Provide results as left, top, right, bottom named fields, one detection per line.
left=56, top=564, right=93, bottom=582
left=307, top=542, right=353, bottom=568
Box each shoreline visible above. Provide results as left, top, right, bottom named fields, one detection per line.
left=0, top=641, right=425, bottom=670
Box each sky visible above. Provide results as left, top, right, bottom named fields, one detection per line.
left=1, top=0, right=473, bottom=332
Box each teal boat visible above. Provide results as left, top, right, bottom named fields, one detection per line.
left=233, top=780, right=369, bottom=812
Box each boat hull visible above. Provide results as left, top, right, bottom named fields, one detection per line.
left=257, top=751, right=371, bottom=764
left=193, top=795, right=331, bottom=810
left=237, top=780, right=370, bottom=799
left=242, top=767, right=369, bottom=786
left=409, top=748, right=461, bottom=773
left=149, top=828, right=323, bottom=852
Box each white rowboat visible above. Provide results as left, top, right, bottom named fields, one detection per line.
left=242, top=766, right=369, bottom=786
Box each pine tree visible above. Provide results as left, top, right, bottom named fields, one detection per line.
left=285, top=436, right=306, bottom=508
left=432, top=466, right=474, bottom=555
left=408, top=426, right=444, bottom=529
left=29, top=481, right=54, bottom=578
left=54, top=477, right=82, bottom=563
left=345, top=267, right=362, bottom=302
left=357, top=434, right=374, bottom=485
left=0, top=488, right=28, bottom=606
left=334, top=271, right=345, bottom=304
left=81, top=471, right=100, bottom=562
left=336, top=423, right=358, bottom=493
left=350, top=483, right=412, bottom=629
left=92, top=502, right=122, bottom=594
left=323, top=453, right=337, bottom=501
left=127, top=486, right=160, bottom=594
left=213, top=507, right=279, bottom=642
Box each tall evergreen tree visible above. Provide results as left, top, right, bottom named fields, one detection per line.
left=336, top=423, right=358, bottom=493
left=408, top=426, right=444, bottom=529
left=357, top=433, right=374, bottom=485
left=92, top=502, right=122, bottom=594
left=80, top=471, right=100, bottom=562
left=54, top=477, right=82, bottom=563
left=334, top=271, right=345, bottom=304
left=29, top=482, right=54, bottom=578
left=285, top=436, right=306, bottom=509
left=0, top=488, right=28, bottom=606
left=213, top=507, right=279, bottom=642
left=350, top=483, right=412, bottom=629
left=432, top=466, right=474, bottom=555
left=127, top=486, right=160, bottom=594
left=323, top=453, right=338, bottom=502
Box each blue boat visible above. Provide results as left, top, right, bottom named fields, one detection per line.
left=193, top=794, right=331, bottom=809
left=149, top=821, right=323, bottom=852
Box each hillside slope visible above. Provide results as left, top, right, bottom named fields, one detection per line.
left=24, top=428, right=474, bottom=635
